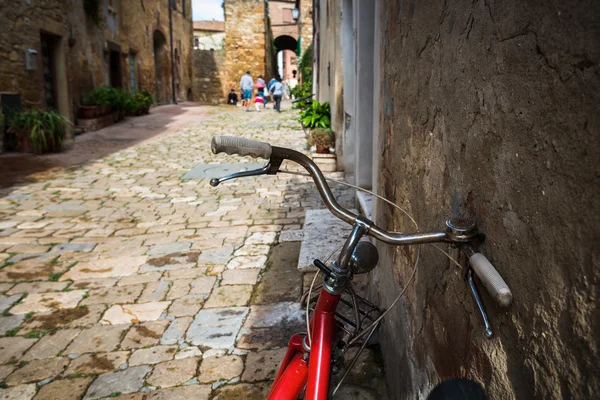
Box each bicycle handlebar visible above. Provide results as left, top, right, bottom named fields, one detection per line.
left=211, top=136, right=450, bottom=246
left=210, top=135, right=512, bottom=307
left=212, top=136, right=272, bottom=159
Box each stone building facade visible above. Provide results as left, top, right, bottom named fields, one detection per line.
left=193, top=0, right=312, bottom=102
left=193, top=21, right=225, bottom=50
left=0, top=0, right=193, bottom=150
left=314, top=0, right=599, bottom=399
left=192, top=48, right=226, bottom=104
left=224, top=0, right=271, bottom=95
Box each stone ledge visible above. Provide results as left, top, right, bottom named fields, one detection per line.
left=76, top=115, right=114, bottom=133
left=297, top=208, right=358, bottom=271
left=311, top=152, right=337, bottom=172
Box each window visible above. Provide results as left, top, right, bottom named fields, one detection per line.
left=283, top=8, right=293, bottom=23
left=129, top=53, right=137, bottom=93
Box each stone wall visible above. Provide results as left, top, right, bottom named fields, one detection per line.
left=300, top=0, right=313, bottom=55
left=224, top=0, right=269, bottom=92
left=0, top=0, right=72, bottom=116
left=192, top=49, right=227, bottom=104
left=315, top=1, right=344, bottom=166
left=369, top=0, right=599, bottom=399
left=0, top=0, right=193, bottom=150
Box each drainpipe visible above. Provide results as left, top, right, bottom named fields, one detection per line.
left=168, top=0, right=177, bottom=104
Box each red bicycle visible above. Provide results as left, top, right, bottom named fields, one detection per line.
left=210, top=136, right=513, bottom=399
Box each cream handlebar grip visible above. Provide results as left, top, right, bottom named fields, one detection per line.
left=211, top=136, right=272, bottom=160
left=469, top=253, right=513, bottom=308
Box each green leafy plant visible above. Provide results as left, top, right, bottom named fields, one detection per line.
left=85, top=87, right=133, bottom=112
left=137, top=92, right=153, bottom=108
left=291, top=81, right=313, bottom=108
left=83, top=0, right=101, bottom=25
left=299, top=100, right=331, bottom=129
left=124, top=91, right=152, bottom=115
left=309, top=128, right=335, bottom=153
left=299, top=43, right=313, bottom=84
left=7, top=109, right=71, bottom=153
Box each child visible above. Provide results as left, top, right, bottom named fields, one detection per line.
left=256, top=76, right=266, bottom=108
left=254, top=94, right=264, bottom=112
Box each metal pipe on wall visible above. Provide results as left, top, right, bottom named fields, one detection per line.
left=168, top=0, right=177, bottom=104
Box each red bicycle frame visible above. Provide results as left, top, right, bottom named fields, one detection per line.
left=267, top=289, right=341, bottom=400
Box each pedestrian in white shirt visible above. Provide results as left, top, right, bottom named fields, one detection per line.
left=271, top=77, right=284, bottom=113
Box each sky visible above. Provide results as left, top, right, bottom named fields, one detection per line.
left=192, top=0, right=224, bottom=21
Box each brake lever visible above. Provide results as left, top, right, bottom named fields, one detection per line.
left=209, top=157, right=284, bottom=187
left=466, top=268, right=494, bottom=339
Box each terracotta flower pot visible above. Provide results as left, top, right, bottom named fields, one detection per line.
left=316, top=145, right=330, bottom=154
left=17, top=131, right=59, bottom=154
left=79, top=105, right=100, bottom=119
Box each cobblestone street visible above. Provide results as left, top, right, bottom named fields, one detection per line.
left=0, top=103, right=387, bottom=399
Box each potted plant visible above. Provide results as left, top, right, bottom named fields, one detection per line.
left=80, top=92, right=102, bottom=119
left=299, top=100, right=331, bottom=136
left=7, top=109, right=70, bottom=154
left=138, top=91, right=153, bottom=114
left=309, top=128, right=335, bottom=154
left=124, top=95, right=139, bottom=116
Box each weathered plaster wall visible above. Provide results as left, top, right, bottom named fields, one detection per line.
left=368, top=0, right=599, bottom=398
left=316, top=0, right=344, bottom=167
left=224, top=0, right=269, bottom=93
left=192, top=49, right=226, bottom=104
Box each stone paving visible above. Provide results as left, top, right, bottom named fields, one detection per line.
left=0, top=103, right=387, bottom=399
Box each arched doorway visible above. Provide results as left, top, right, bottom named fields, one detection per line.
left=274, top=35, right=298, bottom=82
left=153, top=30, right=168, bottom=104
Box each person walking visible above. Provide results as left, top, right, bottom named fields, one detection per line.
left=271, top=76, right=284, bottom=113
left=240, top=71, right=254, bottom=112
left=287, top=70, right=299, bottom=100
left=267, top=74, right=279, bottom=107
left=256, top=76, right=266, bottom=109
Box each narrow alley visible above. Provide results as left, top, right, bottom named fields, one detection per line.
left=0, top=103, right=387, bottom=399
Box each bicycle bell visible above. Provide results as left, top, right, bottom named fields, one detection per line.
left=348, top=241, right=379, bottom=274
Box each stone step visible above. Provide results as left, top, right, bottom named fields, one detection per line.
left=297, top=208, right=358, bottom=271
